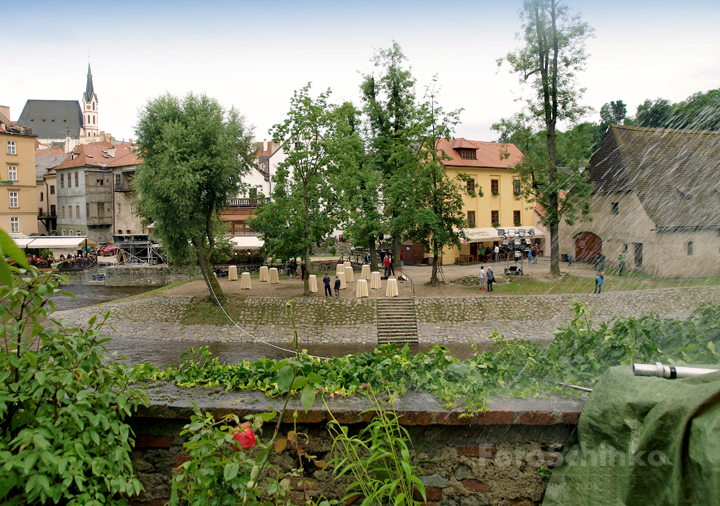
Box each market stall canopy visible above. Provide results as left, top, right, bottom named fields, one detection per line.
left=457, top=227, right=546, bottom=243
left=230, top=236, right=264, bottom=249
left=13, top=236, right=99, bottom=249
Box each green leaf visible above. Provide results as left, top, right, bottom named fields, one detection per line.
left=301, top=382, right=315, bottom=412
left=223, top=462, right=239, bottom=481
left=276, top=365, right=294, bottom=393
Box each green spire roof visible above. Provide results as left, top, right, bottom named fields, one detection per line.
left=84, top=64, right=97, bottom=103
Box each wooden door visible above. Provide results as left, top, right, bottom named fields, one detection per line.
left=575, top=232, right=602, bottom=263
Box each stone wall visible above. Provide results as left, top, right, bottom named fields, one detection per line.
left=128, top=384, right=584, bottom=506
left=104, top=266, right=199, bottom=287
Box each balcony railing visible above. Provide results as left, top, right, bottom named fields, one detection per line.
left=38, top=211, right=57, bottom=219
left=226, top=198, right=269, bottom=207
left=86, top=216, right=113, bottom=226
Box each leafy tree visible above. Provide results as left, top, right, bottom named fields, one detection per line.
left=497, top=0, right=594, bottom=275
left=252, top=84, right=340, bottom=296
left=134, top=93, right=256, bottom=305
left=599, top=100, right=627, bottom=126
left=360, top=42, right=419, bottom=272
left=634, top=89, right=720, bottom=130
left=398, top=84, right=472, bottom=285
left=330, top=102, right=384, bottom=271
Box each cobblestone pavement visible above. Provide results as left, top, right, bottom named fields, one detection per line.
left=55, top=284, right=720, bottom=345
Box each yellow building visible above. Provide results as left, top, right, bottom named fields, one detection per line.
left=1, top=112, right=38, bottom=236
left=438, top=138, right=540, bottom=264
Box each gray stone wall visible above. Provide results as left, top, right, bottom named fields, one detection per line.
left=104, top=266, right=199, bottom=287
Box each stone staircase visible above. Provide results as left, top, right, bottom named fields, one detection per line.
left=376, top=298, right=419, bottom=344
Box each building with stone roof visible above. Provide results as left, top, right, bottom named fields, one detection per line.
left=560, top=124, right=720, bottom=278
left=17, top=65, right=106, bottom=153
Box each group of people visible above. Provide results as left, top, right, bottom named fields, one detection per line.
left=322, top=272, right=341, bottom=298
left=285, top=260, right=307, bottom=281
left=478, top=265, right=495, bottom=292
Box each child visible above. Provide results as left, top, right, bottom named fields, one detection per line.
left=594, top=272, right=604, bottom=294
left=334, top=275, right=341, bottom=298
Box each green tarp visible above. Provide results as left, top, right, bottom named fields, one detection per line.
left=543, top=366, right=720, bottom=506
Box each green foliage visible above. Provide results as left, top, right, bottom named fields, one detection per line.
left=139, top=303, right=720, bottom=413
left=134, top=92, right=256, bottom=303
left=251, top=84, right=345, bottom=295
left=0, top=263, right=148, bottom=505
left=170, top=405, right=283, bottom=506
left=326, top=385, right=425, bottom=506
left=634, top=89, right=720, bottom=130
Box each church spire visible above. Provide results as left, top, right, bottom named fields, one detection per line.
left=84, top=63, right=97, bottom=103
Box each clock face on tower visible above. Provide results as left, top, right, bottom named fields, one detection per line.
left=86, top=105, right=91, bottom=110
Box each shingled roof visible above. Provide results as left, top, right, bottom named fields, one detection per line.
left=17, top=100, right=83, bottom=139
left=590, top=124, right=720, bottom=229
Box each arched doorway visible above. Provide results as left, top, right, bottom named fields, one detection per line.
left=575, top=232, right=602, bottom=263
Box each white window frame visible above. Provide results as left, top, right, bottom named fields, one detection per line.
left=69, top=230, right=73, bottom=236
left=7, top=141, right=16, bottom=155
left=10, top=217, right=19, bottom=233
left=9, top=191, right=18, bottom=208
left=62, top=230, right=66, bottom=236
left=8, top=166, right=17, bottom=181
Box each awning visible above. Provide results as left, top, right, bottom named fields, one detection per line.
left=13, top=236, right=99, bottom=249
left=457, top=226, right=546, bottom=244
left=230, top=236, right=264, bottom=249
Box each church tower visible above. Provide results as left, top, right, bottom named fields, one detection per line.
left=82, top=64, right=99, bottom=138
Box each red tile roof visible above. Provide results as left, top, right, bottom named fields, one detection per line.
left=54, top=141, right=133, bottom=170
left=36, top=146, right=66, bottom=157
left=108, top=150, right=141, bottom=167
left=437, top=138, right=523, bottom=169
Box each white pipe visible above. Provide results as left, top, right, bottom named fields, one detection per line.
left=633, top=362, right=720, bottom=379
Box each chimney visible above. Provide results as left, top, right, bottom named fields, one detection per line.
left=263, top=139, right=268, bottom=152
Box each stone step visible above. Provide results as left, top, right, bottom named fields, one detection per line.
left=376, top=298, right=418, bottom=344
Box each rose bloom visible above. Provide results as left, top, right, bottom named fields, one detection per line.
left=232, top=423, right=257, bottom=450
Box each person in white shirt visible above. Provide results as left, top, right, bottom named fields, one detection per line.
left=479, top=266, right=487, bottom=291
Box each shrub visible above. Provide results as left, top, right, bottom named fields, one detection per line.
left=0, top=259, right=148, bottom=505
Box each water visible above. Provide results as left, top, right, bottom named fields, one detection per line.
left=51, top=285, right=158, bottom=311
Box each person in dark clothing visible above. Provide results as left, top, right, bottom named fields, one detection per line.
left=388, top=254, right=395, bottom=276
left=334, top=275, right=341, bottom=298
left=323, top=272, right=332, bottom=296
left=486, top=267, right=495, bottom=292
left=300, top=262, right=306, bottom=281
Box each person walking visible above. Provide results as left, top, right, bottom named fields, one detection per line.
left=323, top=272, right=332, bottom=297
left=479, top=266, right=487, bottom=291
left=486, top=266, right=495, bottom=292
left=334, top=275, right=341, bottom=298
left=618, top=253, right=626, bottom=277
left=400, top=251, right=405, bottom=267
left=527, top=248, right=533, bottom=264
left=533, top=246, right=539, bottom=263
left=594, top=272, right=604, bottom=294
left=567, top=253, right=573, bottom=266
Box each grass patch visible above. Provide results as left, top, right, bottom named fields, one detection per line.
left=450, top=272, right=720, bottom=296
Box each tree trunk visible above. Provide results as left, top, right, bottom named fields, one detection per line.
left=369, top=234, right=378, bottom=272
left=303, top=244, right=310, bottom=296
left=197, top=247, right=226, bottom=305
left=392, top=232, right=400, bottom=274
left=303, top=188, right=310, bottom=296
left=429, top=254, right=439, bottom=286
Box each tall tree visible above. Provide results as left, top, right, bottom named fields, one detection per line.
left=634, top=89, right=720, bottom=130
left=400, top=84, right=473, bottom=285
left=134, top=93, right=255, bottom=305
left=331, top=102, right=384, bottom=272
left=361, top=42, right=419, bottom=272
left=251, top=84, right=339, bottom=296
left=497, top=0, right=594, bottom=275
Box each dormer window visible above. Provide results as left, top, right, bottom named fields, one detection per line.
left=459, top=149, right=477, bottom=160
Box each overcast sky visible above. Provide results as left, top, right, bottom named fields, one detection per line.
left=3, top=0, right=718, bottom=143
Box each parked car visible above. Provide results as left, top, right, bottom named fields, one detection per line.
left=99, top=244, right=119, bottom=256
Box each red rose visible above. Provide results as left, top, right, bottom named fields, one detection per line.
left=232, top=423, right=257, bottom=450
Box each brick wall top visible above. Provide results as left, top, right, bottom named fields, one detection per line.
left=136, top=381, right=585, bottom=427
